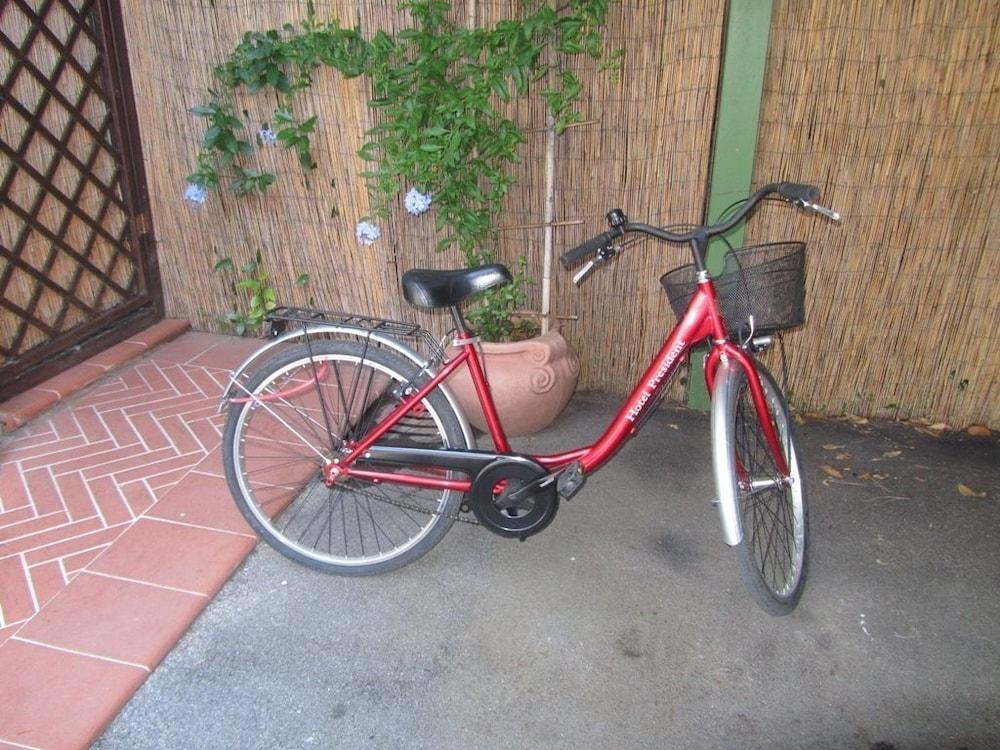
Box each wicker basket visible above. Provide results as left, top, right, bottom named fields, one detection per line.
left=660, top=242, right=806, bottom=336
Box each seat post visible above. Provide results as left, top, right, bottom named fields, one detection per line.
left=449, top=305, right=472, bottom=335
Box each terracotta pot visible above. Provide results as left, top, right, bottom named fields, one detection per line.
left=445, top=327, right=580, bottom=437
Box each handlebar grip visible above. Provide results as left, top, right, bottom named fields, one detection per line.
left=776, top=182, right=821, bottom=203
left=560, top=232, right=612, bottom=268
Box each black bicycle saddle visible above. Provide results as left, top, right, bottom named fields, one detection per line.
left=401, top=264, right=512, bottom=309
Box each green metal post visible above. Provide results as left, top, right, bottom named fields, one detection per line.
left=688, top=0, right=774, bottom=409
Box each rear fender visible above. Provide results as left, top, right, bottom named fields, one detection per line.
left=220, top=325, right=476, bottom=450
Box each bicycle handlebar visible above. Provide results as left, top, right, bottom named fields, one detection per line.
left=775, top=181, right=820, bottom=203
left=559, top=182, right=839, bottom=271
left=560, top=231, right=616, bottom=267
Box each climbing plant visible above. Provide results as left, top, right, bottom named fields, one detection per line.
left=187, top=0, right=621, bottom=337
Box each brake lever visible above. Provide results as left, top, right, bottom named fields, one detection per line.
left=573, top=259, right=597, bottom=285
left=572, top=242, right=623, bottom=285
left=802, top=200, right=841, bottom=222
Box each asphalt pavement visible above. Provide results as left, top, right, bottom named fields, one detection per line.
left=96, top=393, right=1000, bottom=749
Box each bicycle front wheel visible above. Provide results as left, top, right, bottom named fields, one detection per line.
left=222, top=340, right=469, bottom=575
left=722, top=362, right=809, bottom=615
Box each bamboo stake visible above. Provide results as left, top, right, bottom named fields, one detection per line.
left=541, top=114, right=556, bottom=334
left=523, top=119, right=599, bottom=133
left=496, top=219, right=584, bottom=231
left=540, top=0, right=557, bottom=334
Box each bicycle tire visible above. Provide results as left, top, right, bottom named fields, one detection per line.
left=723, top=361, right=809, bottom=615
left=222, top=339, right=469, bottom=575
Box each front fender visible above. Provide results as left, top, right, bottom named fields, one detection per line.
left=710, top=355, right=743, bottom=546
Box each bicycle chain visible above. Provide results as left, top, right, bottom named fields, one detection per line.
left=347, top=480, right=482, bottom=526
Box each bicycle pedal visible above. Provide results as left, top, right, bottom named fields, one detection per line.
left=556, top=461, right=586, bottom=500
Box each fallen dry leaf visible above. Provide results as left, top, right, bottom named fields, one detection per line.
left=821, top=464, right=843, bottom=479
left=822, top=443, right=845, bottom=451
left=957, top=483, right=987, bottom=498
left=846, top=414, right=870, bottom=425
left=835, top=452, right=850, bottom=460
left=915, top=427, right=941, bottom=438
left=928, top=422, right=949, bottom=432
left=855, top=471, right=888, bottom=481
left=882, top=450, right=902, bottom=458
left=967, top=425, right=991, bottom=437
left=666, top=423, right=680, bottom=430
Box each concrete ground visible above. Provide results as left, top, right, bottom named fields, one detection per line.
left=96, top=393, right=999, bottom=750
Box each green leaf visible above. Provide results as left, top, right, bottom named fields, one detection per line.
left=203, top=125, right=222, bottom=148
left=219, top=132, right=238, bottom=154
left=295, top=273, right=311, bottom=286
left=213, top=257, right=234, bottom=272
left=297, top=150, right=317, bottom=171
left=491, top=79, right=510, bottom=101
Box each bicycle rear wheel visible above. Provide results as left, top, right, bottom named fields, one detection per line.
left=723, top=362, right=808, bottom=615
left=222, top=339, right=468, bottom=575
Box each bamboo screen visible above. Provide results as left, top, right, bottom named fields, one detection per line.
left=748, top=0, right=999, bottom=428
left=548, top=1, right=723, bottom=395
left=120, top=0, right=722, bottom=402
left=121, top=0, right=995, bottom=426
left=120, top=1, right=403, bottom=330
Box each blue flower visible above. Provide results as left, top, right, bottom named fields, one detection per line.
left=404, top=187, right=433, bottom=215
left=184, top=183, right=207, bottom=205
left=258, top=127, right=278, bottom=146
left=356, top=220, right=381, bottom=246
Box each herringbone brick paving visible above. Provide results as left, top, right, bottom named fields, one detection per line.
left=0, top=330, right=262, bottom=749
left=0, top=339, right=246, bottom=629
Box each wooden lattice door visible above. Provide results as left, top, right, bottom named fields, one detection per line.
left=0, top=0, right=161, bottom=400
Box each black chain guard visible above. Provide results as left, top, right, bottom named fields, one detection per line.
left=470, top=458, right=558, bottom=539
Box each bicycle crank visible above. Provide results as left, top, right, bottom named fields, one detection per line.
left=469, top=458, right=558, bottom=540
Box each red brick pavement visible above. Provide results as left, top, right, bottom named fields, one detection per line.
left=0, top=329, right=264, bottom=749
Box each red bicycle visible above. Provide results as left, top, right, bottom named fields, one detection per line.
left=222, top=182, right=839, bottom=615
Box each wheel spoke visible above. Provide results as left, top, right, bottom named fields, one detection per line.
left=225, top=342, right=463, bottom=573
left=731, top=366, right=807, bottom=610
left=231, top=378, right=329, bottom=462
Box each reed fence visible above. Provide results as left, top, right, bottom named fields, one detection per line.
left=748, top=0, right=999, bottom=427
left=120, top=0, right=997, bottom=427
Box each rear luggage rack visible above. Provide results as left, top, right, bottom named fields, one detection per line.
left=265, top=306, right=444, bottom=361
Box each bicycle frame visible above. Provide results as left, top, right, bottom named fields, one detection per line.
left=335, top=274, right=790, bottom=492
